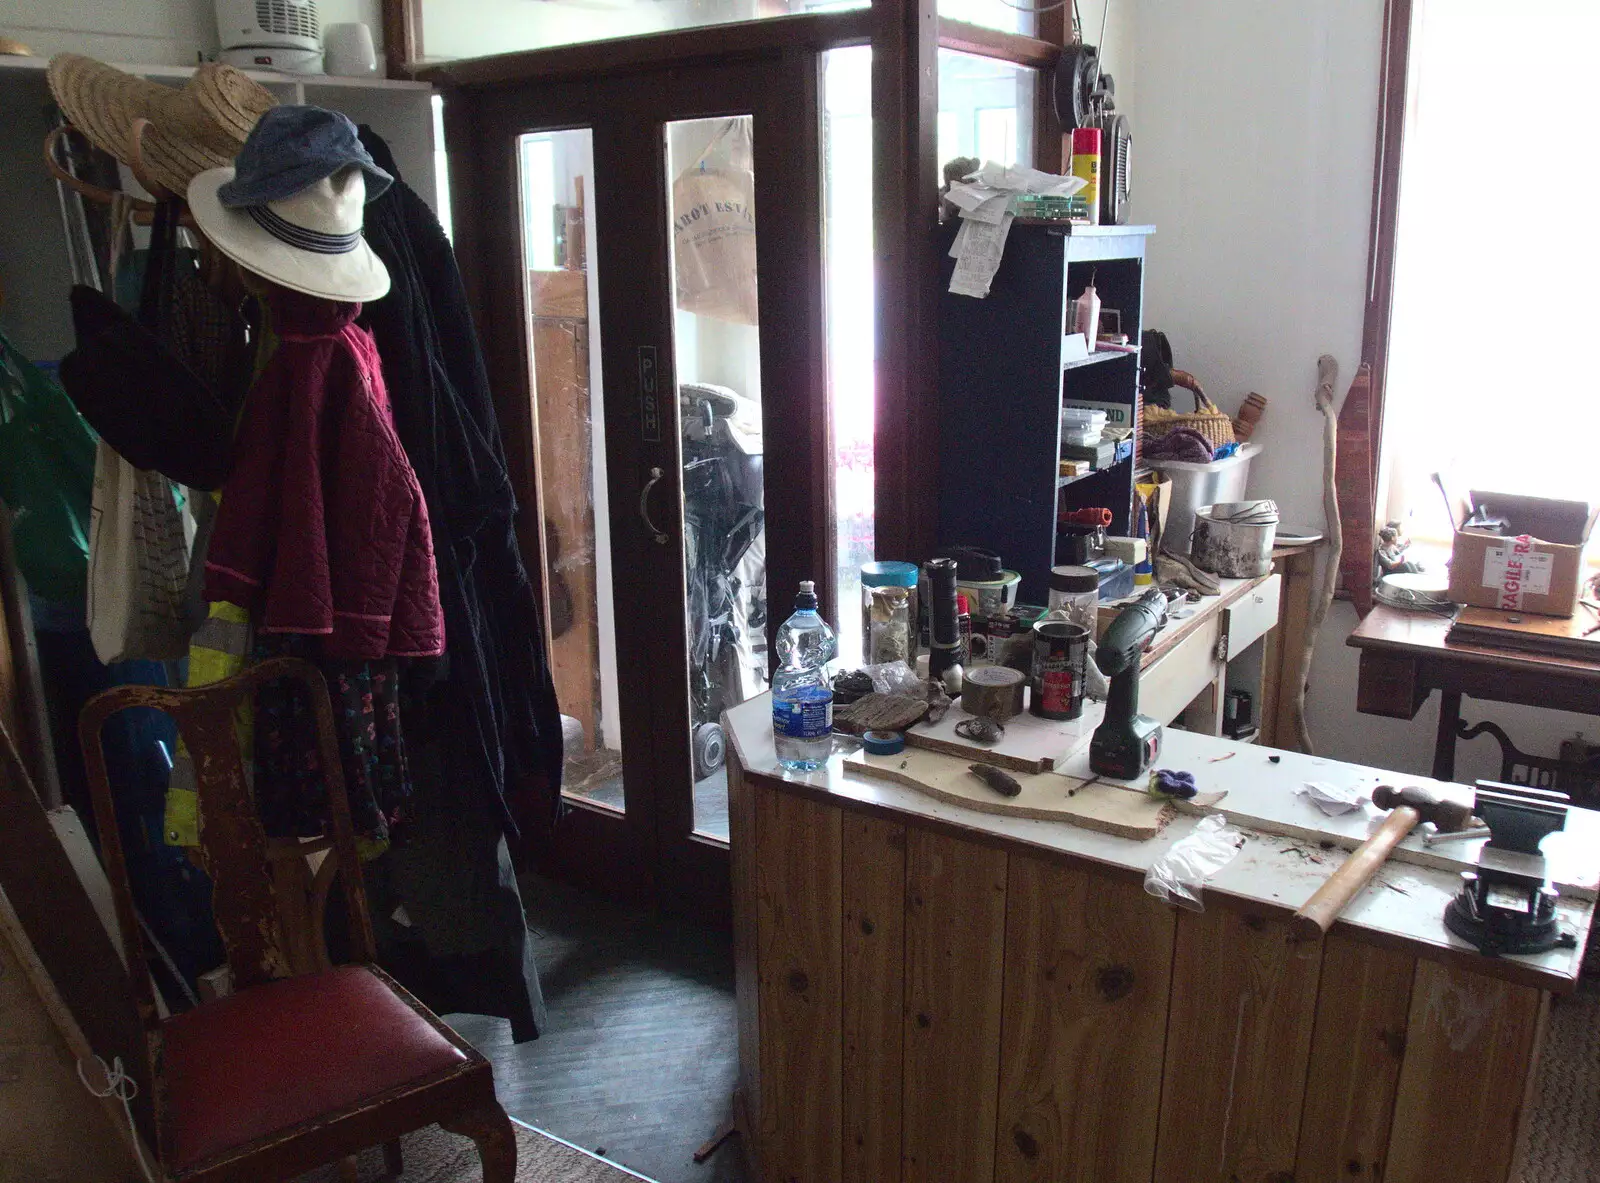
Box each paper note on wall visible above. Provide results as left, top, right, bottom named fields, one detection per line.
left=1481, top=536, right=1554, bottom=610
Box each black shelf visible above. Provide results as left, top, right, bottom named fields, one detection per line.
left=937, top=221, right=1154, bottom=602
left=1062, top=346, right=1139, bottom=372
left=1057, top=455, right=1131, bottom=489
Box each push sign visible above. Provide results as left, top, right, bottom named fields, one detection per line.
left=1482, top=535, right=1554, bottom=611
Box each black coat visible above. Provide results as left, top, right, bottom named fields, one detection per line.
left=355, top=127, right=563, bottom=1041
left=357, top=128, right=564, bottom=839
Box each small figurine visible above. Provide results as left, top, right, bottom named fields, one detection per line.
left=1376, top=520, right=1423, bottom=577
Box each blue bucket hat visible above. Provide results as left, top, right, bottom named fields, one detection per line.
left=217, top=104, right=392, bottom=208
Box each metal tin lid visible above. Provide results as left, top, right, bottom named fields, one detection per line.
left=861, top=561, right=920, bottom=588
left=1050, top=564, right=1100, bottom=594
left=862, top=730, right=906, bottom=754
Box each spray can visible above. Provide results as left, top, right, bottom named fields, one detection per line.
left=1070, top=127, right=1101, bottom=225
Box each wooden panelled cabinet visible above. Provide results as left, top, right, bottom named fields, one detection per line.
left=728, top=742, right=1553, bottom=1183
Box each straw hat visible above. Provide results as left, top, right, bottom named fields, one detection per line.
left=46, top=54, right=277, bottom=197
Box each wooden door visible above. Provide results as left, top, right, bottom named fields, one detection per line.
left=444, top=53, right=830, bottom=918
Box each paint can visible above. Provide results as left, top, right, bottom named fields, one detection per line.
left=1030, top=620, right=1089, bottom=720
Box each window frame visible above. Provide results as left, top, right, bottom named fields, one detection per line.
left=401, top=0, right=1069, bottom=567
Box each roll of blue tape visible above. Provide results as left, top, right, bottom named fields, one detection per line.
left=862, top=730, right=906, bottom=755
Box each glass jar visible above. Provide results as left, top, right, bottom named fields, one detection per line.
left=1047, top=565, right=1100, bottom=634
left=861, top=561, right=920, bottom=666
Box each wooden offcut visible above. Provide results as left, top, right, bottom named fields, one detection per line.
left=905, top=691, right=1089, bottom=773
left=846, top=748, right=1172, bottom=840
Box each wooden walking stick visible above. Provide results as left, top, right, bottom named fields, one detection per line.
left=1292, top=355, right=1345, bottom=755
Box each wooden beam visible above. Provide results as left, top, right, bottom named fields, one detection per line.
left=1032, top=3, right=1068, bottom=173
left=380, top=0, right=422, bottom=78
left=872, top=0, right=941, bottom=564
left=1359, top=0, right=1416, bottom=492
left=417, top=10, right=873, bottom=88
left=937, top=18, right=1061, bottom=69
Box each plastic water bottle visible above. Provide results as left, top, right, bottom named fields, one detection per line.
left=772, top=581, right=837, bottom=771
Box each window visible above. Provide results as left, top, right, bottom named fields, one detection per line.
left=937, top=50, right=1036, bottom=176
left=824, top=46, right=875, bottom=661
left=937, top=0, right=1037, bottom=37
left=1380, top=0, right=1600, bottom=543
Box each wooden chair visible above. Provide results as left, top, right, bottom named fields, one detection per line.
left=79, top=655, right=517, bottom=1182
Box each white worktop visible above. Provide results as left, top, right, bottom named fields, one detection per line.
left=725, top=693, right=1598, bottom=992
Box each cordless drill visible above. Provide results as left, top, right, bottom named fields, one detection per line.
left=1089, top=587, right=1168, bottom=779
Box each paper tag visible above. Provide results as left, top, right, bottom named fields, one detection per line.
left=1481, top=536, right=1554, bottom=609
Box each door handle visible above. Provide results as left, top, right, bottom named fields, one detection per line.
left=639, top=466, right=669, bottom=545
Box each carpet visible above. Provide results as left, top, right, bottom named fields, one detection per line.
left=293, top=1120, right=650, bottom=1182
left=1522, top=979, right=1600, bottom=1182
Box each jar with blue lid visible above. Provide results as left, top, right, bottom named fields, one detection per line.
left=861, top=561, right=920, bottom=666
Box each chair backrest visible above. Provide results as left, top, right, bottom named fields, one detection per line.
left=78, top=656, right=376, bottom=1029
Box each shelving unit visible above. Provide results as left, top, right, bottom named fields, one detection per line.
left=937, top=219, right=1155, bottom=602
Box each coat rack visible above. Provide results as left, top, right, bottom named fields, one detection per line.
left=43, top=118, right=195, bottom=228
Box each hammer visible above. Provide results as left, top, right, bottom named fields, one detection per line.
left=1291, top=784, right=1474, bottom=941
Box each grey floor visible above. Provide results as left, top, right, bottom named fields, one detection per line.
left=447, top=875, right=747, bottom=1183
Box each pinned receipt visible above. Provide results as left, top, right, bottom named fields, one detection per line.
left=946, top=162, right=1086, bottom=298
left=1297, top=781, right=1369, bottom=816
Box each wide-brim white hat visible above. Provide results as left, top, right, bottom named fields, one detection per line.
left=188, top=165, right=389, bottom=303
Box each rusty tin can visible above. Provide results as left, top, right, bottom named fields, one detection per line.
left=1030, top=620, right=1089, bottom=720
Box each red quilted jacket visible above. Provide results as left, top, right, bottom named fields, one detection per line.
left=205, top=289, right=445, bottom=660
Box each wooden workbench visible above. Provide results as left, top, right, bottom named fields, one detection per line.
left=725, top=694, right=1595, bottom=1183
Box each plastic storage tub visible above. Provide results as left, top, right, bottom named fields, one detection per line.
left=1148, top=442, right=1261, bottom=554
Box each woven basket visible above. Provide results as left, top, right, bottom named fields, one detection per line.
left=1142, top=374, right=1235, bottom=449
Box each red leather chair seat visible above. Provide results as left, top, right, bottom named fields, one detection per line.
left=163, top=965, right=468, bottom=1171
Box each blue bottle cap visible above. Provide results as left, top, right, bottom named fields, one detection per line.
left=861, top=561, right=920, bottom=589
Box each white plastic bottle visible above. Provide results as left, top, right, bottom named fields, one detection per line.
left=771, top=581, right=837, bottom=771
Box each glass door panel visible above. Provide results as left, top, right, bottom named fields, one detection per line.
left=823, top=46, right=876, bottom=664
left=519, top=129, right=630, bottom=817
left=664, top=116, right=768, bottom=842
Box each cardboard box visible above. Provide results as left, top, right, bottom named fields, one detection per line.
left=1445, top=491, right=1598, bottom=617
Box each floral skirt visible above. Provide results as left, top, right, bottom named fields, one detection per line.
left=251, top=634, right=410, bottom=846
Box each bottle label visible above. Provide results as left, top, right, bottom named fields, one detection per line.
left=774, top=694, right=832, bottom=740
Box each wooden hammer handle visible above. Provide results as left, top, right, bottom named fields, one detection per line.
left=1290, top=806, right=1420, bottom=941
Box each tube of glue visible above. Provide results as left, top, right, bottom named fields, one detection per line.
left=1070, top=126, right=1102, bottom=225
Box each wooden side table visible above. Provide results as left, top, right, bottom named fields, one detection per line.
left=1348, top=604, right=1600, bottom=780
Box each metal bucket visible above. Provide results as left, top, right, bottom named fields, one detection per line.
left=1190, top=501, right=1279, bottom=578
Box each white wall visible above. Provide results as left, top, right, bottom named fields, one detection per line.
left=1125, top=0, right=1594, bottom=780
left=4, top=0, right=382, bottom=67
